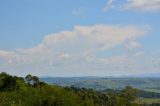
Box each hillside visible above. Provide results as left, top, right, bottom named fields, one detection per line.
left=2, top=72, right=160, bottom=106
left=41, top=77, right=160, bottom=91
left=0, top=72, right=142, bottom=106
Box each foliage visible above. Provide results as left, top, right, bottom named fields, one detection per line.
left=0, top=72, right=156, bottom=106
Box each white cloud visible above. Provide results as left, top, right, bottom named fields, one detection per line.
left=124, top=0, right=160, bottom=11
left=72, top=7, right=87, bottom=18
left=125, top=41, right=142, bottom=50
left=0, top=50, right=15, bottom=59
left=103, top=0, right=160, bottom=12
left=59, top=53, right=71, bottom=59
left=0, top=24, right=154, bottom=76
left=103, top=0, right=114, bottom=12
left=98, top=53, right=160, bottom=76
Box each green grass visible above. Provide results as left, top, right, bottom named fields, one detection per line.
left=134, top=98, right=160, bottom=104
left=143, top=88, right=160, bottom=93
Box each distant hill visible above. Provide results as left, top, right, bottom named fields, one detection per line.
left=40, top=77, right=160, bottom=91
left=132, top=73, right=160, bottom=78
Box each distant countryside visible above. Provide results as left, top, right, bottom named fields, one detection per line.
left=1, top=72, right=160, bottom=106
left=0, top=0, right=160, bottom=106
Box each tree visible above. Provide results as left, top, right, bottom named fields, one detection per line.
left=25, top=74, right=32, bottom=85
left=0, top=72, right=16, bottom=91
left=32, top=76, right=39, bottom=87
left=25, top=74, right=41, bottom=87
left=119, top=86, right=139, bottom=106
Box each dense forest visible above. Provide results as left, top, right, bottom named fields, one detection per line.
left=0, top=72, right=160, bottom=106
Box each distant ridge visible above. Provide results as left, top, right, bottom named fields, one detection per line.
left=128, top=72, right=160, bottom=78
left=41, top=77, right=160, bottom=91
left=39, top=72, right=160, bottom=78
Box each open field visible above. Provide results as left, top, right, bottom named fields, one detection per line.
left=143, top=88, right=160, bottom=93
left=135, top=98, right=160, bottom=104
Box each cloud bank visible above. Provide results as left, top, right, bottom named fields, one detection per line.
left=0, top=24, right=157, bottom=76
left=103, top=0, right=160, bottom=12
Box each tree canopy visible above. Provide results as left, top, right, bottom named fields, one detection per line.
left=0, top=72, right=156, bottom=106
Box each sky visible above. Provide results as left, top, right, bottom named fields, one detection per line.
left=0, top=0, right=160, bottom=77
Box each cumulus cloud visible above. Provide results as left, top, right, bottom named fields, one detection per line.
left=98, top=52, right=160, bottom=76
left=0, top=50, right=15, bottom=59
left=103, top=0, right=160, bottom=12
left=124, top=0, right=160, bottom=11
left=0, top=24, right=154, bottom=76
left=125, top=41, right=142, bottom=50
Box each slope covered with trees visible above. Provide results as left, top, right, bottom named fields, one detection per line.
left=0, top=72, right=159, bottom=106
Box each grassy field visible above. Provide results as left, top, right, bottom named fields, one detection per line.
left=135, top=98, right=160, bottom=104
left=143, top=88, right=160, bottom=93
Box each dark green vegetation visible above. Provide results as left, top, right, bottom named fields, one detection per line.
left=0, top=72, right=160, bottom=106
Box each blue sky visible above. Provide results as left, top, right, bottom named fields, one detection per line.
left=0, top=0, right=160, bottom=77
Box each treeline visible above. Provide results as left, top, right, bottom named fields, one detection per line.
left=0, top=72, right=159, bottom=106
left=103, top=89, right=160, bottom=99
left=138, top=90, right=160, bottom=98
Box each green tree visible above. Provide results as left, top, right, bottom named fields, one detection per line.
left=119, top=86, right=139, bottom=106
left=25, top=74, right=32, bottom=85
left=0, top=72, right=16, bottom=91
